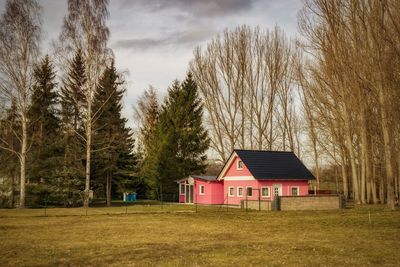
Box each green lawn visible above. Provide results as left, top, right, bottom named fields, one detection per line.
left=0, top=205, right=399, bottom=266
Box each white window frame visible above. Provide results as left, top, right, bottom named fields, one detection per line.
left=237, top=160, right=243, bottom=170
left=199, top=185, right=205, bottom=195
left=261, top=186, right=271, bottom=198
left=180, top=183, right=185, bottom=195
left=291, top=186, right=300, bottom=196
left=237, top=187, right=243, bottom=197
left=228, top=186, right=235, bottom=197
left=246, top=186, right=253, bottom=197
left=273, top=184, right=282, bottom=196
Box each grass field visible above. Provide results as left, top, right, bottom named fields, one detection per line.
left=0, top=204, right=399, bottom=266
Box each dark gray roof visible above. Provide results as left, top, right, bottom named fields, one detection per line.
left=191, top=175, right=217, bottom=181
left=234, top=150, right=315, bottom=180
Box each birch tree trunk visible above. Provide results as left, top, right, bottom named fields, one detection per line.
left=0, top=0, right=42, bottom=208
left=84, top=105, right=92, bottom=207
left=58, top=0, right=110, bottom=208
left=19, top=115, right=28, bottom=208
left=378, top=88, right=395, bottom=210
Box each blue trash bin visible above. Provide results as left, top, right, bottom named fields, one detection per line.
left=125, top=193, right=137, bottom=202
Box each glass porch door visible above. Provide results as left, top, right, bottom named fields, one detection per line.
left=185, top=184, right=193, bottom=203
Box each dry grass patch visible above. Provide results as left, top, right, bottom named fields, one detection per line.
left=0, top=205, right=399, bottom=266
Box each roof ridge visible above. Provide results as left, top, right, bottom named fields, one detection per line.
left=234, top=149, right=294, bottom=153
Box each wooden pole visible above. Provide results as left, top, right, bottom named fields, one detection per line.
left=226, top=193, right=228, bottom=212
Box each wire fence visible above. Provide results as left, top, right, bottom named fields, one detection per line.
left=0, top=186, right=344, bottom=217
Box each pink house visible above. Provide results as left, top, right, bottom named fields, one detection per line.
left=178, top=150, right=315, bottom=205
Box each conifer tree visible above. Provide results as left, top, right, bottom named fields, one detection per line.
left=174, top=72, right=209, bottom=174
left=58, top=50, right=87, bottom=205
left=0, top=100, right=19, bottom=207
left=147, top=73, right=209, bottom=199
left=27, top=55, right=61, bottom=187
left=92, top=62, right=137, bottom=206
left=60, top=49, right=86, bottom=132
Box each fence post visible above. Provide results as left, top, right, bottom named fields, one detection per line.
left=246, top=193, right=248, bottom=212
left=160, top=183, right=163, bottom=211
left=125, top=196, right=128, bottom=214
left=226, top=193, right=228, bottom=212
left=195, top=188, right=197, bottom=213
left=44, top=196, right=48, bottom=217
left=277, top=196, right=281, bottom=211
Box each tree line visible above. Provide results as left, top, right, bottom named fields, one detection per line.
left=0, top=0, right=209, bottom=207
left=0, top=0, right=133, bottom=207
left=0, top=0, right=399, bottom=209
left=185, top=0, right=399, bottom=208
left=298, top=0, right=400, bottom=209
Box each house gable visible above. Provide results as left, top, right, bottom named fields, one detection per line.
left=217, top=152, right=255, bottom=181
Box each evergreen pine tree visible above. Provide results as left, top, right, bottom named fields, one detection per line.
left=92, top=61, right=137, bottom=206
left=147, top=73, right=209, bottom=200
left=60, top=49, right=86, bottom=132
left=172, top=72, right=209, bottom=174
left=27, top=55, right=61, bottom=184
left=58, top=49, right=87, bottom=206
left=0, top=100, right=20, bottom=207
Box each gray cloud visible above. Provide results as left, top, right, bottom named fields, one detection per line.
left=113, top=37, right=166, bottom=50
left=113, top=28, right=215, bottom=51
left=116, top=0, right=257, bottom=17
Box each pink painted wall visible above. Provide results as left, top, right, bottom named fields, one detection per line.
left=178, top=179, right=224, bottom=204
left=178, top=181, right=185, bottom=203
left=224, top=156, right=252, bottom=177
left=223, top=179, right=309, bottom=205
left=194, top=180, right=224, bottom=204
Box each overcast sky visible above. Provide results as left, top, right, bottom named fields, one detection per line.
left=0, top=0, right=303, bottom=127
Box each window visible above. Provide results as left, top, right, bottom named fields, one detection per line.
left=180, top=183, right=185, bottom=195
left=291, top=187, right=299, bottom=196
left=199, top=185, right=205, bottom=195
left=261, top=187, right=270, bottom=198
left=237, top=187, right=243, bottom=197
left=237, top=160, right=243, bottom=170
left=246, top=187, right=253, bottom=197
left=228, top=187, right=235, bottom=197
left=273, top=185, right=282, bottom=196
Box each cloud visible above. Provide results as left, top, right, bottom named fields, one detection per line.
left=116, top=0, right=257, bottom=17
left=113, top=28, right=215, bottom=51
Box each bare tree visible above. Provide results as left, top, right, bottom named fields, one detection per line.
left=133, top=86, right=160, bottom=156
left=298, top=0, right=400, bottom=208
left=0, top=0, right=42, bottom=208
left=191, top=25, right=299, bottom=161
left=58, top=0, right=110, bottom=208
